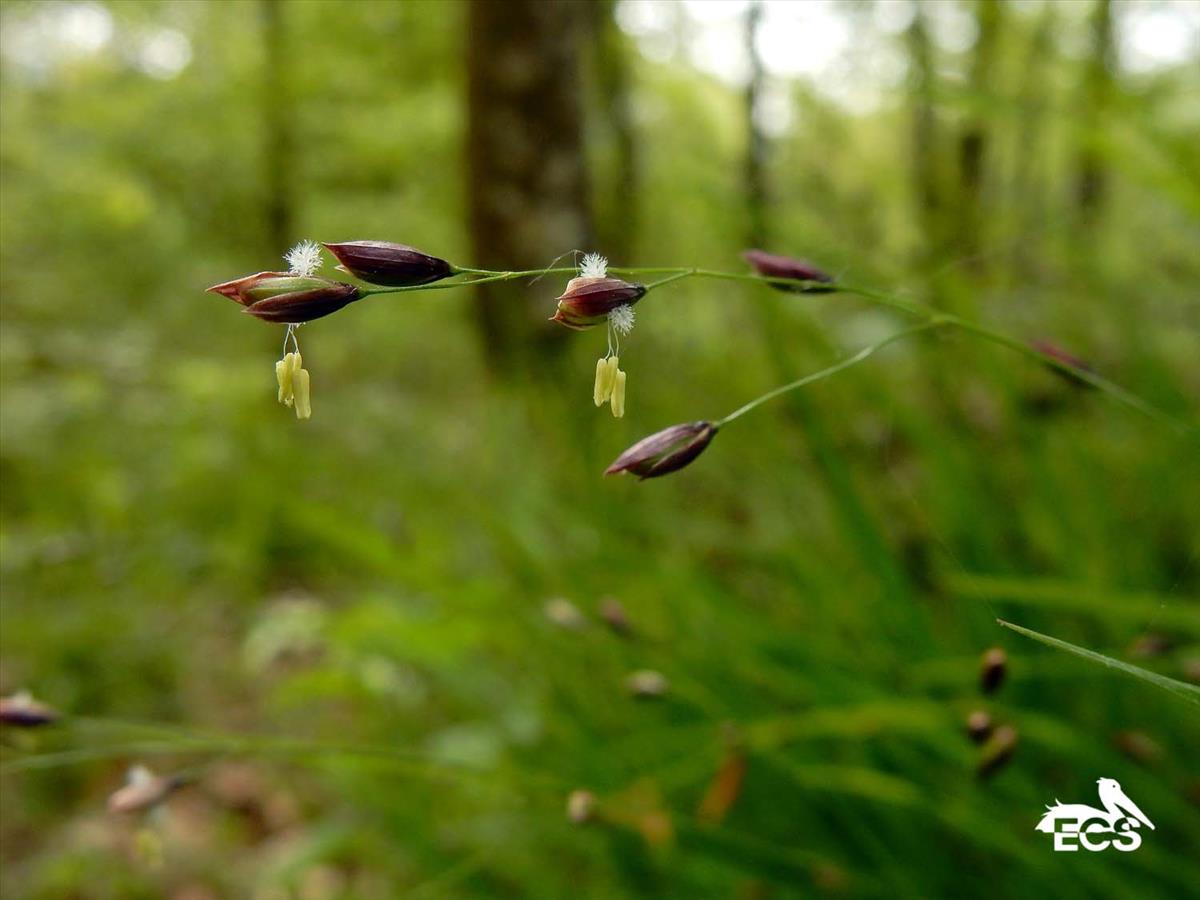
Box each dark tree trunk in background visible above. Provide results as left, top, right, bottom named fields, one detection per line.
left=1009, top=2, right=1056, bottom=271
left=743, top=0, right=768, bottom=249
left=1075, top=0, right=1115, bottom=224
left=467, top=0, right=592, bottom=371
left=906, top=6, right=944, bottom=275
left=588, top=0, right=638, bottom=263
left=260, top=0, right=294, bottom=256
left=957, top=0, right=1001, bottom=271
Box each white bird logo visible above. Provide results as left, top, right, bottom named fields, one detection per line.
left=1036, top=778, right=1155, bottom=833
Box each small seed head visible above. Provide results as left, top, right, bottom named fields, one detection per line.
left=209, top=273, right=359, bottom=324
left=605, top=422, right=717, bottom=480
left=566, top=789, right=597, bottom=824
left=626, top=669, right=669, bottom=698
left=979, top=647, right=1008, bottom=695
left=544, top=598, right=587, bottom=630
left=743, top=249, right=834, bottom=292
left=108, top=765, right=182, bottom=814
left=551, top=277, right=646, bottom=330
left=976, top=725, right=1018, bottom=779
left=322, top=241, right=453, bottom=287
left=0, top=691, right=58, bottom=727
left=965, top=710, right=993, bottom=744
left=599, top=596, right=632, bottom=636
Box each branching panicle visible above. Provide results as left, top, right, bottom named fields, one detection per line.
left=206, top=244, right=1183, bottom=445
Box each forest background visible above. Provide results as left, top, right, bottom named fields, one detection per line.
left=1, top=1, right=1198, bottom=897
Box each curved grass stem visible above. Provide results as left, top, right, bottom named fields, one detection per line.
left=1, top=716, right=566, bottom=794
left=353, top=262, right=1185, bottom=434
left=716, top=321, right=946, bottom=427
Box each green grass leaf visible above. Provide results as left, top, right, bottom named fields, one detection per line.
left=997, top=619, right=1200, bottom=708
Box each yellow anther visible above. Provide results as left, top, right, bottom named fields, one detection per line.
left=594, top=355, right=619, bottom=406
left=610, top=367, right=626, bottom=418
left=276, top=351, right=299, bottom=406
left=276, top=351, right=307, bottom=415
left=594, top=357, right=609, bottom=406
left=276, top=358, right=289, bottom=404
left=292, top=365, right=311, bottom=419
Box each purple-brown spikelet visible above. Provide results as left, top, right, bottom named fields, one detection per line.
left=599, top=596, right=633, bottom=636
left=322, top=241, right=453, bottom=287
left=208, top=273, right=360, bottom=324
left=551, top=277, right=646, bottom=330
left=0, top=692, right=58, bottom=727
left=605, top=422, right=717, bottom=480
left=207, top=271, right=291, bottom=305
left=242, top=282, right=360, bottom=323
left=1029, top=340, right=1095, bottom=388
left=743, top=249, right=835, bottom=292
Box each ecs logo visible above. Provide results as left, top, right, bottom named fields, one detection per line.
left=1036, top=778, right=1154, bottom=852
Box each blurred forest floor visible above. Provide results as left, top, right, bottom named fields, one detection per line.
left=1, top=1, right=1199, bottom=898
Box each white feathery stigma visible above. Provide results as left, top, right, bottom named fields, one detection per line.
left=609, top=304, right=635, bottom=336
left=285, top=240, right=324, bottom=277
left=579, top=252, right=608, bottom=279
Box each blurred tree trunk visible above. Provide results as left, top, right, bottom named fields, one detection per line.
left=741, top=8, right=923, bottom=646
left=906, top=8, right=969, bottom=413
left=906, top=6, right=944, bottom=278
left=1075, top=0, right=1115, bottom=224
left=260, top=0, right=294, bottom=256
left=588, top=0, right=638, bottom=262
left=957, top=0, right=1001, bottom=271
left=743, top=0, right=768, bottom=249
left=1009, top=2, right=1056, bottom=272
left=466, top=0, right=592, bottom=372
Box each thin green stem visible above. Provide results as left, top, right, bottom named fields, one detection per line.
left=451, top=265, right=498, bottom=276
left=689, top=268, right=838, bottom=293
left=716, top=321, right=945, bottom=427
left=645, top=269, right=696, bottom=290
left=349, top=260, right=1185, bottom=433
left=839, top=286, right=1188, bottom=431
left=1, top=717, right=567, bottom=793
left=835, top=282, right=936, bottom=320
left=358, top=271, right=520, bottom=297
left=941, top=316, right=1183, bottom=429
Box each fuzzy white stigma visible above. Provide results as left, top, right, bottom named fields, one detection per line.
left=285, top=240, right=323, bottom=277
left=580, top=252, right=608, bottom=279
left=609, top=304, right=635, bottom=335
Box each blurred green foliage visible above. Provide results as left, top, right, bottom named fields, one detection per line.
left=1, top=1, right=1198, bottom=898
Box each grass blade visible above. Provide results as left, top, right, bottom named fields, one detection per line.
left=997, top=619, right=1200, bottom=708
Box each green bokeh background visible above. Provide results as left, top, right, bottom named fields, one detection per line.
left=1, top=1, right=1198, bottom=897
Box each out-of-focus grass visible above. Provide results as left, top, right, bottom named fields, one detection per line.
left=998, top=619, right=1200, bottom=707
left=2, top=1, right=1199, bottom=898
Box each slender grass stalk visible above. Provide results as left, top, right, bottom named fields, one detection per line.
left=643, top=269, right=696, bottom=290
left=355, top=263, right=1188, bottom=434
left=716, top=321, right=945, bottom=427
left=997, top=619, right=1200, bottom=707
left=1, top=719, right=566, bottom=792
